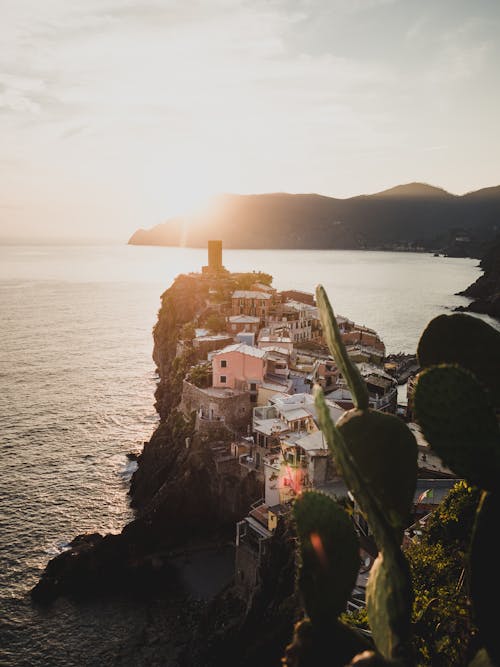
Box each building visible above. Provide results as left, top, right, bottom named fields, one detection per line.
left=280, top=290, right=315, bottom=306
left=179, top=380, right=252, bottom=432
left=232, top=290, right=272, bottom=320
left=227, top=314, right=260, bottom=335
left=326, top=363, right=398, bottom=413
left=202, top=239, right=226, bottom=274
left=212, top=343, right=268, bottom=400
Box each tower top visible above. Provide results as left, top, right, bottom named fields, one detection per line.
left=202, top=240, right=225, bottom=274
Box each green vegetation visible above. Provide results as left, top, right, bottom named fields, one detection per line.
left=284, top=289, right=500, bottom=667
left=187, top=363, right=212, bottom=389
left=204, top=313, right=227, bottom=333
left=234, top=271, right=273, bottom=290
left=407, top=481, right=481, bottom=665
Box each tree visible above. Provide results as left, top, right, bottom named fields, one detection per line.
left=204, top=314, right=226, bottom=333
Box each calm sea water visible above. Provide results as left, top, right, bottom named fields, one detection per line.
left=0, top=244, right=497, bottom=666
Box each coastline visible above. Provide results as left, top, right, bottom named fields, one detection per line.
left=13, top=247, right=490, bottom=667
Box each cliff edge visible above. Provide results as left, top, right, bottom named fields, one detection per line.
left=31, top=271, right=262, bottom=604
left=457, top=236, right=500, bottom=319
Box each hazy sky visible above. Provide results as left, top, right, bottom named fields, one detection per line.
left=1, top=0, right=499, bottom=241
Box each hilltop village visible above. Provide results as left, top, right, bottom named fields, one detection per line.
left=157, top=241, right=458, bottom=606
left=32, top=240, right=462, bottom=665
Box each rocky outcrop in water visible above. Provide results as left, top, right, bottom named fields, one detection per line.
left=456, top=236, right=500, bottom=319
left=32, top=272, right=262, bottom=605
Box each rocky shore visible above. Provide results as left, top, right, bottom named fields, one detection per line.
left=31, top=269, right=297, bottom=665
left=456, top=236, right=500, bottom=319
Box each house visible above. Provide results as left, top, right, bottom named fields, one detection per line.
left=340, top=324, right=385, bottom=355
left=232, top=290, right=272, bottom=320
left=234, top=395, right=345, bottom=600
left=226, top=314, right=260, bottom=335
left=192, top=334, right=234, bottom=359
left=212, top=343, right=268, bottom=401
left=257, top=331, right=294, bottom=354
left=310, top=357, right=339, bottom=391
left=249, top=392, right=344, bottom=469
left=279, top=289, right=315, bottom=306
left=264, top=300, right=317, bottom=343
left=326, top=363, right=398, bottom=413
left=179, top=380, right=252, bottom=432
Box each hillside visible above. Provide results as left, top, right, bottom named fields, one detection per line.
left=128, top=183, right=500, bottom=252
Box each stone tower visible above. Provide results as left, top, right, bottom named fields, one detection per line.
left=202, top=240, right=225, bottom=274
left=208, top=240, right=223, bottom=271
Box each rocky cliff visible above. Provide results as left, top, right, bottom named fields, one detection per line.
left=32, top=272, right=262, bottom=604
left=457, top=236, right=500, bottom=319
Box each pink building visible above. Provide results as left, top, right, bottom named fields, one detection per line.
left=212, top=344, right=268, bottom=392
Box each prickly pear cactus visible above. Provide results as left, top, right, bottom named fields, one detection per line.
left=284, top=491, right=373, bottom=666
left=414, top=364, right=500, bottom=490
left=413, top=312, right=500, bottom=667
left=470, top=492, right=500, bottom=666
left=337, top=410, right=417, bottom=541
left=417, top=313, right=500, bottom=408
left=294, top=490, right=360, bottom=625
left=365, top=548, right=413, bottom=663
left=313, top=285, right=417, bottom=664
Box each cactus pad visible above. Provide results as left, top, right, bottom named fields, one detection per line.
left=366, top=550, right=414, bottom=663
left=413, top=365, right=500, bottom=491
left=417, top=313, right=500, bottom=408
left=470, top=491, right=500, bottom=666
left=337, top=410, right=418, bottom=541
left=294, top=490, right=360, bottom=625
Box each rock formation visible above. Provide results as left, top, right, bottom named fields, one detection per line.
left=457, top=236, right=500, bottom=319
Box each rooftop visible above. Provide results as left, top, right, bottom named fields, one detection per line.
left=253, top=418, right=289, bottom=436
left=294, top=429, right=328, bottom=453
left=228, top=315, right=261, bottom=323
left=192, top=385, right=247, bottom=398
left=195, top=334, right=232, bottom=343
left=232, top=290, right=272, bottom=300
left=213, top=343, right=267, bottom=359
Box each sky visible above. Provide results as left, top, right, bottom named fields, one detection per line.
left=1, top=0, right=499, bottom=242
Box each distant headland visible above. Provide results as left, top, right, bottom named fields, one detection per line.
left=128, top=182, right=500, bottom=256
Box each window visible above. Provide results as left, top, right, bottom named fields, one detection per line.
left=220, top=375, right=227, bottom=383
left=221, top=359, right=227, bottom=368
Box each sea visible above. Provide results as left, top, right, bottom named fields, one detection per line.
left=0, top=244, right=498, bottom=666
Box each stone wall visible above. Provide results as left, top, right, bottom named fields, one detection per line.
left=180, top=380, right=252, bottom=432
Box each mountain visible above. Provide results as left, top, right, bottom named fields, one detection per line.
left=369, top=182, right=453, bottom=198
left=128, top=183, right=500, bottom=252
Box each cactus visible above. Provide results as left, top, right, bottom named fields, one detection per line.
left=314, top=286, right=417, bottom=664
left=417, top=313, right=500, bottom=408
left=285, top=491, right=373, bottom=667
left=469, top=491, right=500, bottom=666
left=337, top=411, right=417, bottom=542
left=414, top=312, right=500, bottom=666
left=294, top=490, right=360, bottom=625
left=285, top=293, right=500, bottom=667
left=414, top=365, right=500, bottom=490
